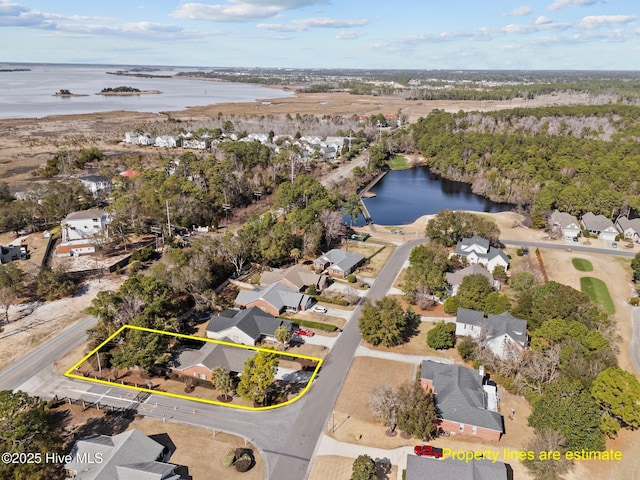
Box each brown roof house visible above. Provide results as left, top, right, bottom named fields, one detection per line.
left=406, top=454, right=509, bottom=480
left=235, top=281, right=313, bottom=317
left=170, top=340, right=254, bottom=380
left=65, top=429, right=183, bottom=480
left=206, top=307, right=293, bottom=346
left=581, top=212, right=619, bottom=241
left=420, top=360, right=504, bottom=441
left=313, top=249, right=365, bottom=279
left=260, top=264, right=328, bottom=292
left=455, top=307, right=528, bottom=360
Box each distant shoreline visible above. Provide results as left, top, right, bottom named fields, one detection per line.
left=97, top=90, right=161, bottom=96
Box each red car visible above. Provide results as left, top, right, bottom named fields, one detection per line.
left=414, top=445, right=443, bottom=458
left=293, top=327, right=314, bottom=337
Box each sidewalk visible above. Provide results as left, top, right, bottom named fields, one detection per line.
left=355, top=345, right=454, bottom=365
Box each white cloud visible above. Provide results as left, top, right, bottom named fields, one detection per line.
left=535, top=16, right=553, bottom=25
left=579, top=15, right=637, bottom=29
left=548, top=0, right=603, bottom=11
left=503, top=6, right=533, bottom=17
left=258, top=17, right=369, bottom=32
left=336, top=30, right=363, bottom=40
left=171, top=0, right=328, bottom=23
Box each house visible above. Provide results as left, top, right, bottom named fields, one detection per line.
left=155, top=135, right=178, bottom=148
left=119, top=169, right=141, bottom=178
left=581, top=212, right=619, bottom=241
left=0, top=244, right=27, bottom=264
left=61, top=209, right=110, bottom=243
left=206, top=307, right=293, bottom=346
left=235, top=281, right=314, bottom=316
left=65, top=429, right=182, bottom=480
left=453, top=236, right=509, bottom=273
left=137, top=132, right=155, bottom=146
left=314, top=249, right=366, bottom=279
left=420, top=360, right=503, bottom=441
left=550, top=210, right=581, bottom=240
left=170, top=340, right=255, bottom=379
left=406, top=455, right=509, bottom=480
left=616, top=216, right=640, bottom=242
left=181, top=133, right=210, bottom=150
left=260, top=264, right=328, bottom=292
left=79, top=175, right=112, bottom=197
left=55, top=241, right=96, bottom=257
left=455, top=308, right=528, bottom=360
left=445, top=264, right=495, bottom=296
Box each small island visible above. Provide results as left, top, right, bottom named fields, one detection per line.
left=98, top=86, right=161, bottom=95
left=54, top=89, right=88, bottom=97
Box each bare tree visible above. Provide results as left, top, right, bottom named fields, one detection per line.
left=369, top=384, right=399, bottom=433
left=319, top=209, right=346, bottom=249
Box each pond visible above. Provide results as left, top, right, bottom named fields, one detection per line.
left=355, top=167, right=515, bottom=226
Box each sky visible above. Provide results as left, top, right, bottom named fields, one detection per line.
left=0, top=0, right=639, bottom=70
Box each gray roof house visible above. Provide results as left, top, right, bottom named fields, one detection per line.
left=65, top=429, right=182, bottom=480
left=235, top=281, right=314, bottom=317
left=550, top=210, right=581, bottom=239
left=406, top=455, right=508, bottom=480
left=616, top=216, right=640, bottom=242
left=581, top=212, right=619, bottom=241
left=420, top=360, right=503, bottom=441
left=314, top=249, right=366, bottom=278
left=171, top=339, right=255, bottom=377
left=79, top=175, right=112, bottom=197
left=453, top=236, right=509, bottom=273
left=260, top=264, right=327, bottom=292
left=455, top=308, right=528, bottom=360
left=206, top=307, right=293, bottom=346
left=445, top=264, right=495, bottom=296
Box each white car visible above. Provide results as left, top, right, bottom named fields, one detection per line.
left=311, top=305, right=327, bottom=314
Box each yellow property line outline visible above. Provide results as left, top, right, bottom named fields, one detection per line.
left=65, top=324, right=323, bottom=411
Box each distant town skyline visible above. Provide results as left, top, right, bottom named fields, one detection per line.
left=1, top=0, right=639, bottom=70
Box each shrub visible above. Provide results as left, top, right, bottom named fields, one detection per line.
left=443, top=296, right=459, bottom=315
left=221, top=450, right=236, bottom=467
left=516, top=248, right=524, bottom=256
left=346, top=274, right=357, bottom=283
left=250, top=273, right=261, bottom=285
left=457, top=337, right=476, bottom=362
left=630, top=297, right=640, bottom=306
left=234, top=453, right=252, bottom=472
left=426, top=322, right=456, bottom=350
left=306, top=284, right=319, bottom=296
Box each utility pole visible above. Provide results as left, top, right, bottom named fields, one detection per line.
left=291, top=153, right=295, bottom=183
left=166, top=200, right=172, bottom=236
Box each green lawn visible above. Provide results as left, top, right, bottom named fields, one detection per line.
left=572, top=258, right=594, bottom=272
left=580, top=277, right=615, bottom=314
left=387, top=155, right=409, bottom=170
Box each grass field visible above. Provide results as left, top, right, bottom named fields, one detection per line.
left=387, top=155, right=409, bottom=170
left=580, top=277, right=615, bottom=314
left=572, top=258, right=594, bottom=271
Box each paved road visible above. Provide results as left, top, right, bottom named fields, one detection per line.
left=502, top=239, right=636, bottom=257
left=320, top=155, right=367, bottom=187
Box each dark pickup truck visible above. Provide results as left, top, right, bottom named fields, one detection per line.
left=414, top=445, right=443, bottom=458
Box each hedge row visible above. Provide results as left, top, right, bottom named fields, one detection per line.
left=314, top=295, right=350, bottom=306
left=294, top=318, right=338, bottom=332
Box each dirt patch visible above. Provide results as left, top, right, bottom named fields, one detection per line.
left=309, top=455, right=396, bottom=480
left=0, top=275, right=125, bottom=371
left=363, top=321, right=458, bottom=359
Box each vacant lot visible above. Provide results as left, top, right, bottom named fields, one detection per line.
left=309, top=455, right=396, bottom=480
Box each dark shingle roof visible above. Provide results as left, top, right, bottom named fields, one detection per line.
left=420, top=360, right=503, bottom=433
left=486, top=312, right=528, bottom=345
left=173, top=340, right=254, bottom=373
left=456, top=307, right=485, bottom=327
left=406, top=455, right=508, bottom=480
left=235, top=282, right=311, bottom=312
left=581, top=212, right=616, bottom=232
left=316, top=249, right=365, bottom=273
left=206, top=306, right=292, bottom=342
left=446, top=264, right=492, bottom=287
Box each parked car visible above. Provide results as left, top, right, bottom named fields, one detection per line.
left=612, top=242, right=618, bottom=249
left=311, top=305, right=328, bottom=314
left=414, top=445, right=443, bottom=458
left=572, top=236, right=579, bottom=242
left=293, top=327, right=314, bottom=337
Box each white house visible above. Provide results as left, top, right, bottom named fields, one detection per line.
left=455, top=307, right=527, bottom=360
left=61, top=209, right=110, bottom=243
left=155, top=135, right=178, bottom=148
left=581, top=212, right=619, bottom=241
left=453, top=236, right=509, bottom=272
left=79, top=175, right=111, bottom=197
left=616, top=216, right=640, bottom=242
left=550, top=210, right=581, bottom=240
